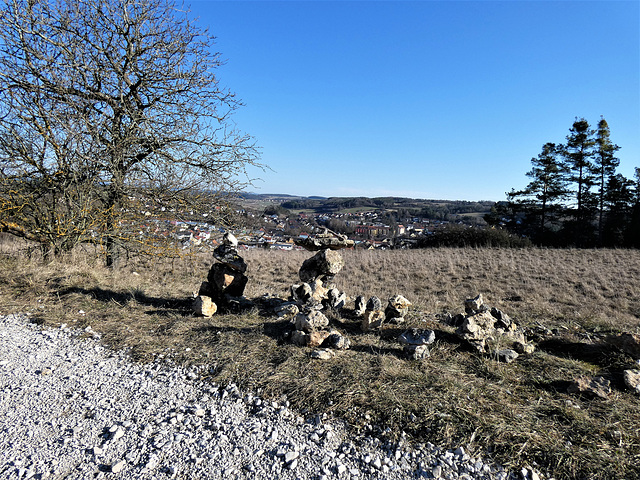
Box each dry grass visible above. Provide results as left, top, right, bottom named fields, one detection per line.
left=1, top=239, right=639, bottom=480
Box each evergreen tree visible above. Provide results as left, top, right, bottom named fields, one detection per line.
left=562, top=118, right=596, bottom=245
left=602, top=174, right=633, bottom=246
left=507, top=143, right=569, bottom=242
left=594, top=117, right=621, bottom=243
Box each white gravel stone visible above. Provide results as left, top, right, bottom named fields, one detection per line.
left=0, top=313, right=518, bottom=480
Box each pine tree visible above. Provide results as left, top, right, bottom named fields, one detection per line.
left=562, top=118, right=596, bottom=245
left=508, top=143, right=569, bottom=242
left=594, top=117, right=621, bottom=243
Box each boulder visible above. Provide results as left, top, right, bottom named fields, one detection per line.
left=567, top=376, right=611, bottom=399
left=623, top=370, right=640, bottom=395
left=361, top=309, right=385, bottom=332
left=398, top=328, right=435, bottom=346
left=353, top=295, right=366, bottom=316
left=294, top=310, right=329, bottom=334
left=299, top=249, right=344, bottom=285
left=193, top=295, right=217, bottom=317
left=291, top=279, right=328, bottom=306
left=456, top=310, right=525, bottom=353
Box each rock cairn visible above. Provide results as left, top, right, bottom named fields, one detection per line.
left=360, top=295, right=411, bottom=332
left=452, top=294, right=534, bottom=361
left=288, top=231, right=353, bottom=356
left=194, top=232, right=249, bottom=316
left=398, top=328, right=436, bottom=360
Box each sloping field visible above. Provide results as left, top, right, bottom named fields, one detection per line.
left=1, top=245, right=639, bottom=479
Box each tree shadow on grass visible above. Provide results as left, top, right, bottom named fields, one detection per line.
left=57, top=286, right=193, bottom=316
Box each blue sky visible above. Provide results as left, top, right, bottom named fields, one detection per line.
left=190, top=0, right=639, bottom=201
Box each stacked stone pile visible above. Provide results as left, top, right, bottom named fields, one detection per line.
left=361, top=295, right=411, bottom=332
left=193, top=233, right=249, bottom=317
left=453, top=294, right=534, bottom=362
left=289, top=232, right=352, bottom=356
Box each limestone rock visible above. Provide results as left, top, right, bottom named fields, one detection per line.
left=310, top=349, right=336, bottom=360
left=299, top=249, right=344, bottom=284
left=291, top=280, right=328, bottom=306
left=398, top=328, right=435, bottom=346
left=212, top=244, right=247, bottom=273
left=325, top=288, right=346, bottom=310
left=494, top=349, right=519, bottom=363
left=567, top=376, right=611, bottom=399
left=456, top=310, right=524, bottom=353
left=354, top=296, right=366, bottom=316
left=361, top=309, right=385, bottom=332
left=193, top=296, right=217, bottom=317
left=403, top=344, right=430, bottom=360
left=322, top=332, right=350, bottom=350
left=295, top=233, right=354, bottom=251
left=514, top=341, right=535, bottom=355
left=464, top=294, right=485, bottom=314
left=275, top=303, right=299, bottom=318
left=294, top=310, right=329, bottom=334
left=307, top=330, right=332, bottom=348
left=623, top=370, right=640, bottom=394
left=366, top=296, right=382, bottom=312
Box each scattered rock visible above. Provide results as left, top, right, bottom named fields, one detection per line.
left=567, top=375, right=611, bottom=399
left=494, top=349, right=519, bottom=363
left=325, top=288, right=346, bottom=310
left=275, top=303, right=299, bottom=318
left=310, top=349, right=336, bottom=360
left=307, top=330, right=332, bottom=348
left=623, top=370, right=640, bottom=394
left=110, top=460, right=125, bottom=473
left=398, top=328, right=435, bottom=346
left=193, top=296, right=217, bottom=317
left=464, top=294, right=486, bottom=314
left=366, top=296, right=382, bottom=312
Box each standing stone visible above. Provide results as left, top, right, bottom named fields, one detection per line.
left=385, top=295, right=411, bottom=322
left=325, top=288, right=346, bottom=310
left=366, top=296, right=382, bottom=312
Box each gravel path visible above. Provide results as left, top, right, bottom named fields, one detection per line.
left=0, top=313, right=520, bottom=480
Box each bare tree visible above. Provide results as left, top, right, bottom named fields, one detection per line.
left=0, top=0, right=260, bottom=265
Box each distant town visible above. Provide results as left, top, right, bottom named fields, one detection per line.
left=150, top=194, right=495, bottom=251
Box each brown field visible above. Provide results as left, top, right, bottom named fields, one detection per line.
left=1, top=238, right=639, bottom=480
